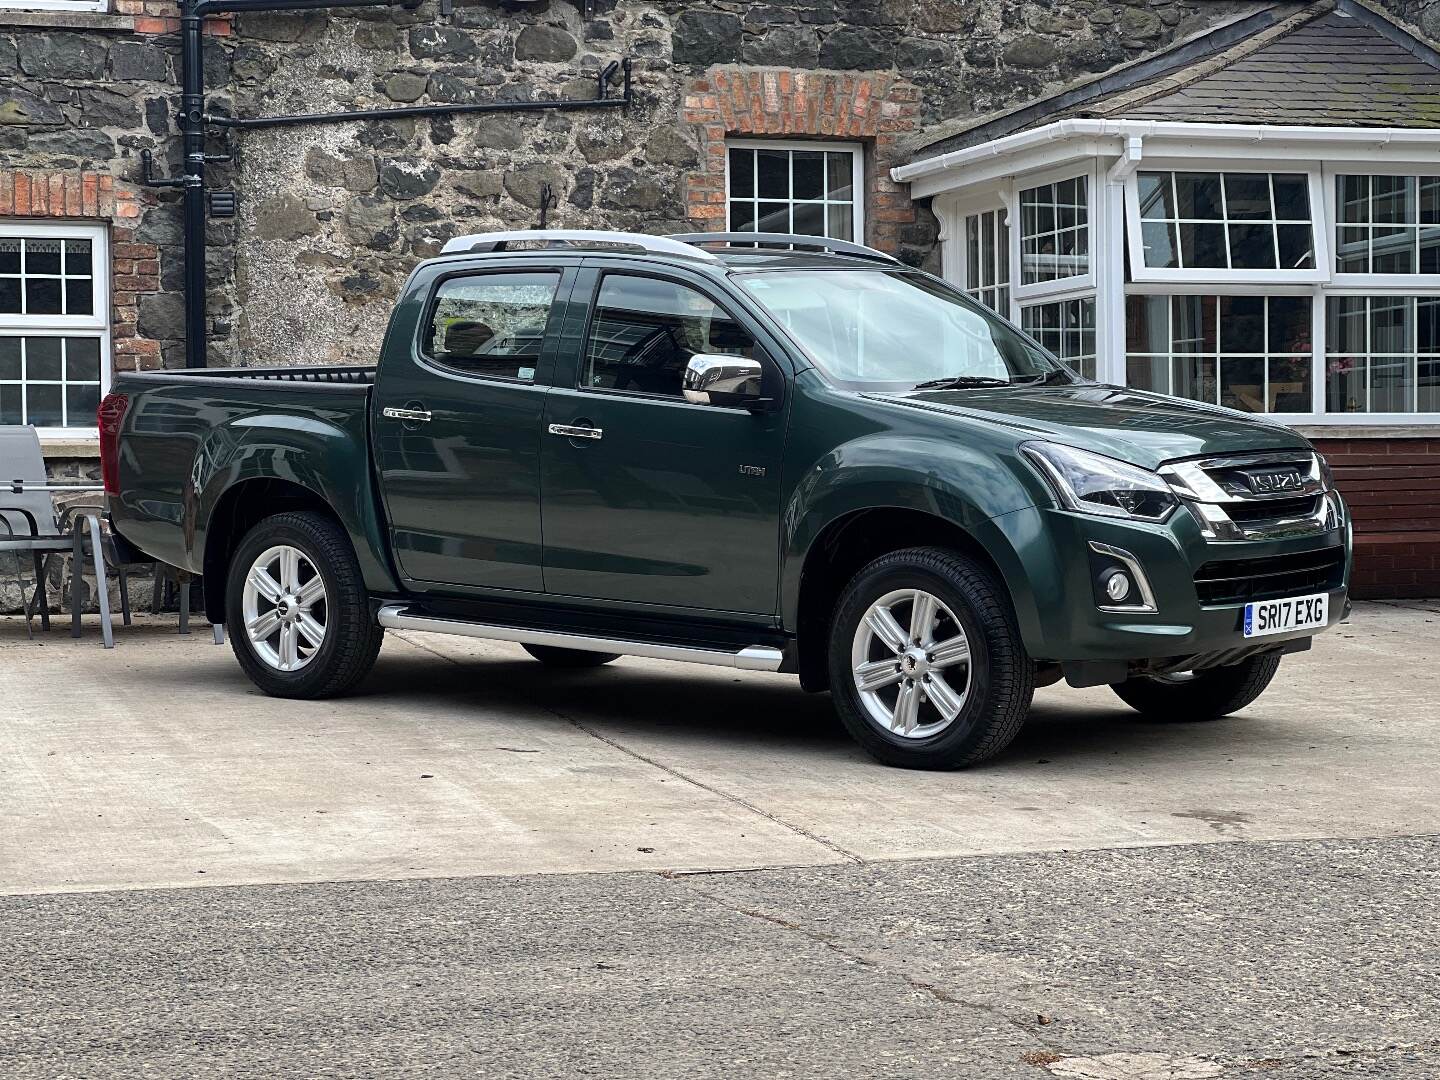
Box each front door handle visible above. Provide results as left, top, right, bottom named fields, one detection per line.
left=383, top=407, right=432, bottom=423
left=548, top=423, right=603, bottom=441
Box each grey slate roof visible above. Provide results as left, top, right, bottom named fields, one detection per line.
left=912, top=0, right=1440, bottom=158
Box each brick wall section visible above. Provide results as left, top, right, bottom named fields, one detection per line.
left=1311, top=436, right=1440, bottom=599
left=0, top=169, right=164, bottom=373
left=681, top=69, right=922, bottom=253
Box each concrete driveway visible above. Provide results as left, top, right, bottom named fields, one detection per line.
left=2, top=602, right=1438, bottom=1078
left=1, top=601, right=1437, bottom=894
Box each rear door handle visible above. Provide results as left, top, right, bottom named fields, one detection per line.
left=383, top=407, right=432, bottom=423
left=548, top=423, right=603, bottom=441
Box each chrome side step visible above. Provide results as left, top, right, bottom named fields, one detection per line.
left=375, top=604, right=785, bottom=672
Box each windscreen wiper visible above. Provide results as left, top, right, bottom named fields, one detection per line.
left=911, top=375, right=1015, bottom=390
left=1010, top=369, right=1073, bottom=386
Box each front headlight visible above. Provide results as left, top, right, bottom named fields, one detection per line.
left=1021, top=441, right=1178, bottom=523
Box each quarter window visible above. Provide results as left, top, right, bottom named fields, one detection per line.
left=585, top=275, right=755, bottom=399
left=426, top=272, right=560, bottom=381
left=727, top=141, right=863, bottom=242
left=1136, top=171, right=1314, bottom=271
left=1335, top=175, right=1440, bottom=275
left=1019, top=176, right=1089, bottom=284
left=1022, top=297, right=1096, bottom=380
left=0, top=223, right=108, bottom=432
left=1125, top=293, right=1313, bottom=414
left=963, top=208, right=1010, bottom=313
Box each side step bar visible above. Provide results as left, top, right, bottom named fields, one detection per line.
left=375, top=604, right=785, bottom=672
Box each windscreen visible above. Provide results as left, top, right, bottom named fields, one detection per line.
left=736, top=268, right=1075, bottom=391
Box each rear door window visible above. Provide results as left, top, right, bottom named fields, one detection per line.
left=426, top=271, right=561, bottom=382
left=583, top=274, right=756, bottom=398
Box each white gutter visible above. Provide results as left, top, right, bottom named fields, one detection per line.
left=891, top=118, right=1440, bottom=185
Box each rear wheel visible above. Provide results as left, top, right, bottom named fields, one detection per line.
left=1110, top=653, right=1283, bottom=720
left=226, top=511, right=383, bottom=699
left=522, top=644, right=620, bottom=668
left=827, top=546, right=1033, bottom=769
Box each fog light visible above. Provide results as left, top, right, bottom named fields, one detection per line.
left=1104, top=570, right=1132, bottom=603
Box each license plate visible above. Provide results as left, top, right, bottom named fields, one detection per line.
left=1243, top=593, right=1329, bottom=638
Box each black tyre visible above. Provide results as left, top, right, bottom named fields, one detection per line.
left=225, top=511, right=384, bottom=699
left=1110, top=653, right=1282, bottom=720
left=827, top=546, right=1034, bottom=769
left=522, top=644, right=620, bottom=668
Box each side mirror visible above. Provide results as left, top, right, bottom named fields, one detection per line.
left=682, top=354, right=767, bottom=410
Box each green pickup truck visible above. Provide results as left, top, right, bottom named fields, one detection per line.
left=101, top=230, right=1351, bottom=769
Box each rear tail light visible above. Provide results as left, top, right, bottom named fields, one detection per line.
left=97, top=392, right=129, bottom=496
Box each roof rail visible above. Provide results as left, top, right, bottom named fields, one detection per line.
left=440, top=229, right=718, bottom=260
left=669, top=232, right=901, bottom=264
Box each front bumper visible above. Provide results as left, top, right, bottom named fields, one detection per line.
left=992, top=497, right=1351, bottom=665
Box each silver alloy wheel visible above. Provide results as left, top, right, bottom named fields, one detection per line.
left=241, top=544, right=328, bottom=672
left=850, top=587, right=972, bottom=740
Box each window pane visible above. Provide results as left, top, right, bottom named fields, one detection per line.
left=27, top=382, right=63, bottom=427
left=1137, top=173, right=1174, bottom=220
left=1269, top=356, right=1311, bottom=412
left=65, top=279, right=94, bottom=316
left=0, top=336, right=18, bottom=380
left=1336, top=226, right=1369, bottom=273
left=427, top=272, right=559, bottom=381
left=1220, top=296, right=1265, bottom=352
left=26, top=278, right=62, bottom=315
left=66, top=336, right=102, bottom=380
left=756, top=202, right=788, bottom=232
left=1125, top=295, right=1168, bottom=353
left=1328, top=295, right=1368, bottom=355
left=1228, top=223, right=1276, bottom=269
left=1422, top=178, right=1440, bottom=225
left=997, top=218, right=1010, bottom=284
left=585, top=275, right=753, bottom=398
left=1338, top=175, right=1369, bottom=224
left=728, top=201, right=756, bottom=232
left=1178, top=222, right=1225, bottom=268
left=65, top=239, right=92, bottom=276
left=1275, top=224, right=1313, bottom=270
left=1372, top=226, right=1415, bottom=274
left=26, top=337, right=63, bottom=380
left=1174, top=173, right=1223, bottom=219
left=1370, top=296, right=1410, bottom=354
left=980, top=213, right=995, bottom=288
left=26, top=239, right=61, bottom=276
left=66, top=383, right=100, bottom=426
left=1420, top=227, right=1440, bottom=274
left=0, top=383, right=19, bottom=425
left=1224, top=174, right=1271, bottom=220
left=1419, top=357, right=1440, bottom=412
left=1370, top=355, right=1414, bottom=411
left=1140, top=221, right=1178, bottom=268
left=827, top=199, right=854, bottom=240
left=1268, top=297, right=1310, bottom=353
left=0, top=278, right=18, bottom=314
left=965, top=216, right=980, bottom=287
left=1418, top=296, right=1440, bottom=354
left=756, top=150, right=788, bottom=199
left=728, top=149, right=754, bottom=200
left=1271, top=175, right=1311, bottom=221
left=792, top=152, right=824, bottom=200
left=1171, top=295, right=1214, bottom=353
left=792, top=202, right=825, bottom=237
left=1127, top=355, right=1168, bottom=393
left=0, top=237, right=19, bottom=275
left=826, top=153, right=853, bottom=202
left=1172, top=354, right=1216, bottom=403
left=1372, top=175, right=1415, bottom=224
left=1220, top=357, right=1264, bottom=411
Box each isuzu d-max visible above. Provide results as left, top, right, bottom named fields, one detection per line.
left=101, top=230, right=1351, bottom=768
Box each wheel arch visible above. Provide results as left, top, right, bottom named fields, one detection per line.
left=790, top=505, right=1028, bottom=692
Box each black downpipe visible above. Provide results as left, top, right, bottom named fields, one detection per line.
left=143, top=0, right=628, bottom=370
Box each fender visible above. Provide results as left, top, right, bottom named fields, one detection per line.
left=190, top=407, right=400, bottom=596
left=779, top=432, right=1047, bottom=650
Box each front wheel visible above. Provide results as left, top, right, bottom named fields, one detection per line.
left=827, top=546, right=1034, bottom=770
left=1109, top=653, right=1283, bottom=720
left=225, top=511, right=384, bottom=699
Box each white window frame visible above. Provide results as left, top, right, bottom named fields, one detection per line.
left=724, top=138, right=866, bottom=245
left=1012, top=162, right=1099, bottom=302
left=1020, top=295, right=1098, bottom=380
left=956, top=204, right=1011, bottom=315
left=1123, top=162, right=1330, bottom=285
left=0, top=0, right=109, bottom=11
left=0, top=220, right=110, bottom=440
left=1326, top=168, right=1440, bottom=290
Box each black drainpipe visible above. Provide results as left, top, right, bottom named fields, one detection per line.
left=141, top=0, right=633, bottom=369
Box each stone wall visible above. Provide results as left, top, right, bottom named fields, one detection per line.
left=4, top=0, right=1440, bottom=371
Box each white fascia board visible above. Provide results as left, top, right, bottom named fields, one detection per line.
left=894, top=119, right=1440, bottom=198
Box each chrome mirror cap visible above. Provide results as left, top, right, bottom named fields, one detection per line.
left=682, top=354, right=764, bottom=408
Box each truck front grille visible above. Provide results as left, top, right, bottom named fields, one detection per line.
left=1193, top=547, right=1346, bottom=605
left=1159, top=451, right=1338, bottom=541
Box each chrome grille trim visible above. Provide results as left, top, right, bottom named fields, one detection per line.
left=1158, top=450, right=1340, bottom=542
